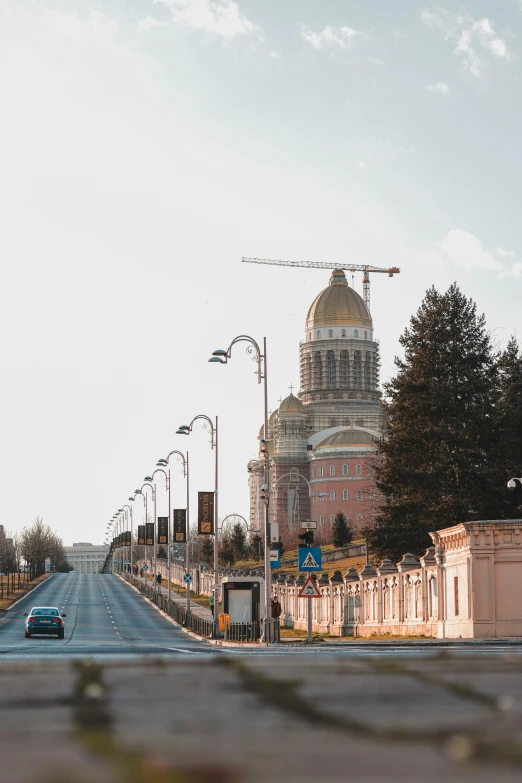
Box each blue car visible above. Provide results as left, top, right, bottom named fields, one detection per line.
left=24, top=606, right=66, bottom=639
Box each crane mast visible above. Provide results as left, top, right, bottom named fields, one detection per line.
left=242, top=257, right=400, bottom=312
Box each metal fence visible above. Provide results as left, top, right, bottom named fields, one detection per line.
left=123, top=573, right=279, bottom=643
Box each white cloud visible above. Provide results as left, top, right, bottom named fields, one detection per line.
left=357, top=160, right=365, bottom=170
left=154, top=0, right=254, bottom=38
left=138, top=15, right=165, bottom=31
left=301, top=25, right=363, bottom=51
left=433, top=230, right=521, bottom=277
left=427, top=82, right=450, bottom=94
left=421, top=9, right=510, bottom=78
left=268, top=51, right=280, bottom=59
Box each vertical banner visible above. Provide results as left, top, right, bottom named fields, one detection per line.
left=126, top=531, right=132, bottom=545
left=173, top=509, right=187, bottom=543
left=157, top=517, right=169, bottom=545
left=145, top=522, right=154, bottom=546
left=198, top=491, right=214, bottom=535
left=137, top=525, right=145, bottom=546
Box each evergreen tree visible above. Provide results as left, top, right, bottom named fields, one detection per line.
left=332, top=512, right=353, bottom=548
left=250, top=534, right=262, bottom=561
left=497, top=336, right=522, bottom=515
left=230, top=522, right=247, bottom=561
left=365, top=283, right=502, bottom=564
left=201, top=537, right=213, bottom=566
left=219, top=539, right=235, bottom=567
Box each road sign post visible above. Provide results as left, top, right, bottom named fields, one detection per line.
left=298, top=577, right=321, bottom=643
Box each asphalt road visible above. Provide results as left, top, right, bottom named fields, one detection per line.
left=0, top=572, right=211, bottom=659
left=2, top=573, right=522, bottom=661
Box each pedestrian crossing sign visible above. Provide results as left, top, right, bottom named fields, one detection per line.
left=298, top=546, right=322, bottom=571
left=298, top=577, right=321, bottom=599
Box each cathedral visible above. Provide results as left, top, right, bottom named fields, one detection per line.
left=248, top=268, right=384, bottom=549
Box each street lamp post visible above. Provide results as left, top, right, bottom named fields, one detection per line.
left=209, top=335, right=271, bottom=639
left=177, top=415, right=219, bottom=637
left=118, top=504, right=133, bottom=574
left=134, top=482, right=155, bottom=591
left=145, top=469, right=170, bottom=602
left=157, top=450, right=189, bottom=613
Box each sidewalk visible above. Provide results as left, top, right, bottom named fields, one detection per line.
left=133, top=574, right=214, bottom=622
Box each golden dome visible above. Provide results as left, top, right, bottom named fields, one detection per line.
left=315, top=429, right=376, bottom=449
left=279, top=393, right=305, bottom=415
left=306, top=269, right=372, bottom=328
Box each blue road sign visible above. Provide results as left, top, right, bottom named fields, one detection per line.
left=183, top=573, right=193, bottom=583
left=269, top=548, right=280, bottom=569
left=298, top=547, right=322, bottom=572
left=143, top=564, right=148, bottom=570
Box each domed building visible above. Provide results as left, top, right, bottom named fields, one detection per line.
left=248, top=269, right=384, bottom=547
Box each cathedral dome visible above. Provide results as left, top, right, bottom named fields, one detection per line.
left=279, top=393, right=305, bottom=415
left=315, top=429, right=376, bottom=449
left=306, top=269, right=372, bottom=328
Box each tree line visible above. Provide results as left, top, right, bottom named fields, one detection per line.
left=365, top=282, right=522, bottom=563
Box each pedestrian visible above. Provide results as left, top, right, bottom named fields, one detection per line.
left=157, top=573, right=162, bottom=586
left=208, top=593, right=215, bottom=617
left=271, top=597, right=282, bottom=618
left=140, top=568, right=144, bottom=578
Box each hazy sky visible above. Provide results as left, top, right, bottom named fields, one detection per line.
left=1, top=0, right=521, bottom=546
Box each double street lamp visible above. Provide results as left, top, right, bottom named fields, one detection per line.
left=208, top=335, right=272, bottom=639
left=157, top=450, right=189, bottom=613
left=177, top=414, right=219, bottom=637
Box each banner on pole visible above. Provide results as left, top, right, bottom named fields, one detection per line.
left=157, top=517, right=169, bottom=545
left=198, top=492, right=214, bottom=535
left=145, top=522, right=154, bottom=546
left=137, top=525, right=145, bottom=546
left=174, top=509, right=187, bottom=543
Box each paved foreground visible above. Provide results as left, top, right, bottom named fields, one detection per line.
left=2, top=653, right=522, bottom=782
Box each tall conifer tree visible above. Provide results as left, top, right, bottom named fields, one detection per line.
left=497, top=336, right=522, bottom=515
left=365, top=284, right=502, bottom=563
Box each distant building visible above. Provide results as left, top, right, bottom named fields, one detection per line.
left=248, top=269, right=383, bottom=548
left=64, top=542, right=108, bottom=574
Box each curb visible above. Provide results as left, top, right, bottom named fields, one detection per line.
left=6, top=574, right=53, bottom=611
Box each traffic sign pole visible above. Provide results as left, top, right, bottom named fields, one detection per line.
left=308, top=598, right=312, bottom=644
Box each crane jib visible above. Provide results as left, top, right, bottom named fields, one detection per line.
left=241, top=257, right=400, bottom=312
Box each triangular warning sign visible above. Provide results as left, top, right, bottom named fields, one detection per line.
left=301, top=551, right=319, bottom=569
left=298, top=577, right=321, bottom=598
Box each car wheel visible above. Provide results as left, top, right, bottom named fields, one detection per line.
left=58, top=631, right=64, bottom=639
left=25, top=631, right=30, bottom=638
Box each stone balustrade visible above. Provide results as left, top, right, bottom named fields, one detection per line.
left=137, top=519, right=522, bottom=639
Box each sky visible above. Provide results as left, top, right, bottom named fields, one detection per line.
left=1, top=0, right=522, bottom=546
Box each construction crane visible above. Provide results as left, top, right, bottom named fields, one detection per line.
left=242, top=257, right=400, bottom=312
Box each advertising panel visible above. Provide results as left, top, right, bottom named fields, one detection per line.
left=145, top=522, right=154, bottom=546
left=157, top=517, right=169, bottom=545
left=173, top=509, right=187, bottom=543
left=198, top=491, right=214, bottom=535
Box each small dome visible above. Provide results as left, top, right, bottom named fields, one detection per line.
left=279, top=393, right=305, bottom=415
left=315, top=429, right=376, bottom=449
left=306, top=269, right=372, bottom=329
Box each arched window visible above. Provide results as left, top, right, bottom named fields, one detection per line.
left=320, top=516, right=325, bottom=527
left=329, top=465, right=335, bottom=476
left=364, top=331, right=367, bottom=339
left=354, top=329, right=358, bottom=338
left=356, top=490, right=362, bottom=501
left=312, top=467, right=316, bottom=478
left=341, top=329, right=346, bottom=337
left=330, top=515, right=335, bottom=524
left=357, top=514, right=362, bottom=523
left=342, top=464, right=348, bottom=475
left=343, top=489, right=349, bottom=501
left=340, top=350, right=349, bottom=387
left=330, top=490, right=335, bottom=501
left=317, top=331, right=321, bottom=339
left=290, top=467, right=298, bottom=482
left=370, top=490, right=375, bottom=501
left=328, top=329, right=333, bottom=337
left=320, top=466, right=324, bottom=477
left=356, top=464, right=362, bottom=476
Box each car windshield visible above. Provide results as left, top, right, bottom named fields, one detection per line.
left=31, top=608, right=59, bottom=616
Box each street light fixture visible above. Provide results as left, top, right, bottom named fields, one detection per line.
left=177, top=414, right=219, bottom=638
left=157, top=449, right=189, bottom=612
left=208, top=334, right=272, bottom=640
